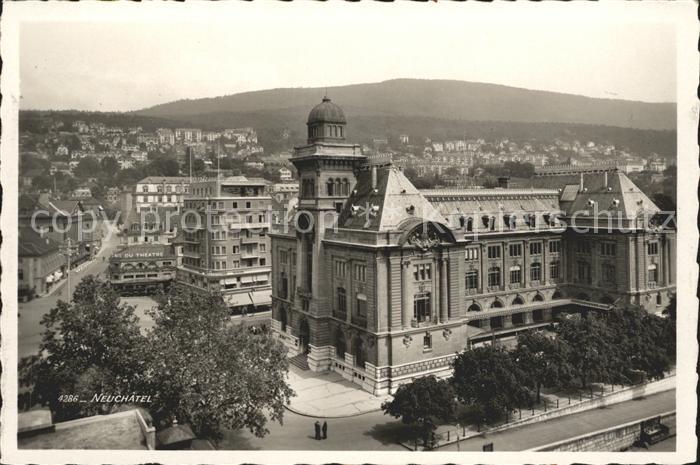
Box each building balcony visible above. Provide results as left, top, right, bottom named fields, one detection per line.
left=240, top=236, right=259, bottom=244
left=333, top=311, right=347, bottom=321
left=241, top=252, right=259, bottom=259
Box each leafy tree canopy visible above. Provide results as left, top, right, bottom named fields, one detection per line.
left=451, top=346, right=532, bottom=422
left=141, top=285, right=294, bottom=441
left=381, top=375, right=456, bottom=448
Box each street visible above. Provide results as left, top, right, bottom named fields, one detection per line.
left=18, top=220, right=122, bottom=359
left=217, top=389, right=675, bottom=451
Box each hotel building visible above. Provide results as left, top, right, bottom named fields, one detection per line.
left=176, top=176, right=272, bottom=315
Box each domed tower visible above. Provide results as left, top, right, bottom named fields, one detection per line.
left=282, top=97, right=366, bottom=370
left=306, top=97, right=347, bottom=144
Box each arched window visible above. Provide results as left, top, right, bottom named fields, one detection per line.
left=342, top=179, right=349, bottom=196
left=552, top=290, right=563, bottom=300
left=532, top=293, right=544, bottom=302
left=340, top=126, right=344, bottom=138
left=512, top=295, right=524, bottom=305
left=327, top=179, right=334, bottom=196
left=459, top=216, right=466, bottom=228
left=467, top=303, right=481, bottom=312
left=466, top=217, right=473, bottom=232
left=491, top=299, right=504, bottom=308
left=335, top=178, right=341, bottom=196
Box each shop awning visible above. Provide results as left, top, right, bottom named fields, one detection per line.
left=225, top=292, right=253, bottom=308
left=240, top=275, right=255, bottom=284
left=249, top=289, right=271, bottom=307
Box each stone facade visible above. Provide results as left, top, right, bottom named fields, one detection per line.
left=269, top=99, right=676, bottom=395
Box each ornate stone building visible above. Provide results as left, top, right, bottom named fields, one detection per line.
left=269, top=98, right=676, bottom=395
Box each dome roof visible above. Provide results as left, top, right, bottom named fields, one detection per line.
left=307, top=97, right=346, bottom=125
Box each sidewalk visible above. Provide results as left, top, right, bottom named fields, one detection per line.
left=285, top=365, right=390, bottom=418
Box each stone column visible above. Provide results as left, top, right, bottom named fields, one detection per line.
left=440, top=257, right=449, bottom=323
left=502, top=314, right=513, bottom=328
left=401, top=260, right=413, bottom=328
left=296, top=238, right=304, bottom=295
left=375, top=255, right=387, bottom=332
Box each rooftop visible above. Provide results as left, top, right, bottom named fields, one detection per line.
left=19, top=227, right=61, bottom=257
left=137, top=176, right=191, bottom=184
left=18, top=409, right=150, bottom=450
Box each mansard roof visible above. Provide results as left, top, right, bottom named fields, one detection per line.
left=337, top=164, right=446, bottom=232
left=528, top=170, right=659, bottom=219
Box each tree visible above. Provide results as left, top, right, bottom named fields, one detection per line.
left=140, top=285, right=294, bottom=441
left=381, top=375, right=456, bottom=449
left=147, top=156, right=180, bottom=177
left=555, top=313, right=618, bottom=387
left=19, top=276, right=146, bottom=421
left=604, top=307, right=674, bottom=382
left=513, top=331, right=574, bottom=403
left=451, top=346, right=532, bottom=423
left=73, top=157, right=101, bottom=180
left=100, top=156, right=120, bottom=176
left=663, top=294, right=676, bottom=322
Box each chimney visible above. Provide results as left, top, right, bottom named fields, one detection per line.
left=497, top=176, right=510, bottom=189
left=371, top=165, right=378, bottom=190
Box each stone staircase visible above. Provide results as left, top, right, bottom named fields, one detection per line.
left=288, top=353, right=310, bottom=371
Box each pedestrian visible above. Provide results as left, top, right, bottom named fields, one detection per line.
left=314, top=420, right=321, bottom=440
left=322, top=420, right=327, bottom=439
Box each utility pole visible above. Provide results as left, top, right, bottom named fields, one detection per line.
left=61, top=237, right=73, bottom=301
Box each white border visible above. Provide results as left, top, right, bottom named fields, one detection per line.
left=1, top=1, right=697, bottom=464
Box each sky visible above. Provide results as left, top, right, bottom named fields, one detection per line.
left=17, top=2, right=678, bottom=112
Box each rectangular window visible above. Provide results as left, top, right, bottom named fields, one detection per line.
left=509, top=243, right=522, bottom=257
left=530, top=263, right=542, bottom=282
left=487, top=245, right=501, bottom=259
left=648, top=242, right=659, bottom=255
left=577, top=261, right=591, bottom=284
left=647, top=264, right=658, bottom=283
left=279, top=249, right=288, bottom=265
left=414, top=263, right=432, bottom=281
left=509, top=266, right=521, bottom=284
left=488, top=267, right=501, bottom=287
left=279, top=271, right=288, bottom=299
left=549, top=240, right=561, bottom=254
left=600, top=242, right=617, bottom=256
left=423, top=333, right=432, bottom=350
left=259, top=244, right=266, bottom=253
left=602, top=264, right=616, bottom=284
left=413, top=292, right=432, bottom=323
left=356, top=294, right=367, bottom=319
left=246, top=201, right=251, bottom=209
left=354, top=264, right=366, bottom=282
left=335, top=260, right=347, bottom=278
left=550, top=261, right=560, bottom=280
left=529, top=242, right=542, bottom=255
left=465, top=270, right=478, bottom=290
left=465, top=248, right=479, bottom=261
left=336, top=287, right=347, bottom=316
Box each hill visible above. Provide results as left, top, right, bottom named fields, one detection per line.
left=135, top=78, right=676, bottom=131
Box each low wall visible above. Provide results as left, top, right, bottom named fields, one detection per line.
left=134, top=409, right=156, bottom=450
left=489, top=375, right=675, bottom=433
left=532, top=411, right=676, bottom=451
